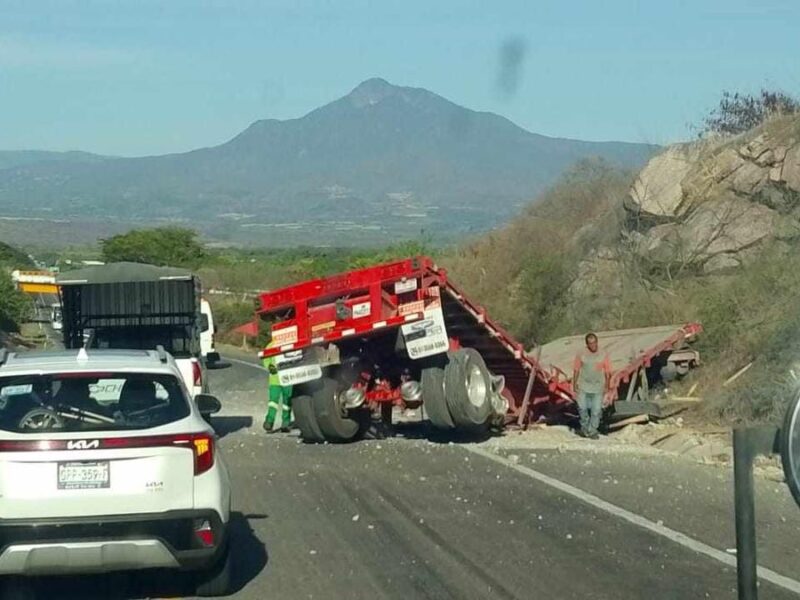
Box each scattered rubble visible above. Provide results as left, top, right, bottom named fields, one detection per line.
left=476, top=419, right=784, bottom=482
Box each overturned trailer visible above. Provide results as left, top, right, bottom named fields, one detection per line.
left=254, top=256, right=700, bottom=443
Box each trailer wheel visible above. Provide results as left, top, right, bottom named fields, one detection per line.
left=421, top=358, right=454, bottom=429
left=293, top=394, right=326, bottom=443
left=444, top=348, right=492, bottom=429
left=311, top=377, right=360, bottom=442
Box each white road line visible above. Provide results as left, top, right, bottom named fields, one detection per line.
left=227, top=357, right=267, bottom=371
left=221, top=357, right=800, bottom=594
left=465, top=445, right=800, bottom=596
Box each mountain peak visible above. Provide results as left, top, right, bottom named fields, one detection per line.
left=347, top=77, right=403, bottom=108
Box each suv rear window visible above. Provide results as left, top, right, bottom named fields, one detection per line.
left=0, top=372, right=190, bottom=433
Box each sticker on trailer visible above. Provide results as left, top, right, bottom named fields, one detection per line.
left=277, top=363, right=323, bottom=386
left=394, top=278, right=418, bottom=294
left=399, top=300, right=425, bottom=316
left=275, top=350, right=323, bottom=386
left=352, top=301, right=371, bottom=319
left=401, top=306, right=449, bottom=359
left=311, top=320, right=336, bottom=334
left=274, top=350, right=303, bottom=367
left=272, top=325, right=298, bottom=345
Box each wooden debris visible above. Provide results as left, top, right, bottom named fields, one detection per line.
left=608, top=414, right=650, bottom=430
left=723, top=362, right=753, bottom=387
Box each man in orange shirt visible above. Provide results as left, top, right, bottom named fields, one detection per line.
left=572, top=332, right=611, bottom=439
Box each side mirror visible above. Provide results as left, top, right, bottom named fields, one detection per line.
left=199, top=314, right=210, bottom=332
left=196, top=393, right=222, bottom=416
left=205, top=352, right=231, bottom=370
left=781, top=391, right=800, bottom=508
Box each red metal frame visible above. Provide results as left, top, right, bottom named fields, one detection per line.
left=254, top=256, right=702, bottom=422
left=257, top=257, right=439, bottom=357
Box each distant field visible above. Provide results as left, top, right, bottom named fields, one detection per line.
left=0, top=213, right=469, bottom=249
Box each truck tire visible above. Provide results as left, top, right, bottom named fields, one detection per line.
left=293, top=394, right=326, bottom=443
left=444, top=348, right=492, bottom=429
left=311, top=377, right=360, bottom=442
left=422, top=359, right=454, bottom=429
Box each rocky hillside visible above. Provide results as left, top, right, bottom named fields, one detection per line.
left=446, top=114, right=800, bottom=424
left=627, top=115, right=800, bottom=273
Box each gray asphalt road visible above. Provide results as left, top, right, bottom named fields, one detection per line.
left=9, top=356, right=800, bottom=599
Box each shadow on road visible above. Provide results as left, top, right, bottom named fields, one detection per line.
left=214, top=416, right=254, bottom=439
left=228, top=512, right=269, bottom=594
left=374, top=420, right=498, bottom=444
left=0, top=512, right=269, bottom=600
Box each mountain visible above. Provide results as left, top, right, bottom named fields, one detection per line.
left=0, top=78, right=658, bottom=246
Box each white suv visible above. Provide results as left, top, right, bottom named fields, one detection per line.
left=0, top=348, right=232, bottom=596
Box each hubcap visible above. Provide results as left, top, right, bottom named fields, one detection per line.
left=21, top=409, right=63, bottom=430
left=466, top=363, right=487, bottom=408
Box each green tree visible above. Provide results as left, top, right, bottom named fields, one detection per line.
left=101, top=227, right=207, bottom=268
left=0, top=271, right=31, bottom=332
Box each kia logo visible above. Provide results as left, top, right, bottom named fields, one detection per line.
left=67, top=440, right=100, bottom=450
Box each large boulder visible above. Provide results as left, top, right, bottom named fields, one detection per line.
left=784, top=143, right=800, bottom=191
left=625, top=115, right=800, bottom=272
left=628, top=144, right=701, bottom=218
left=635, top=197, right=796, bottom=270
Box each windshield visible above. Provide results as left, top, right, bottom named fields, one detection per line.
left=0, top=372, right=190, bottom=433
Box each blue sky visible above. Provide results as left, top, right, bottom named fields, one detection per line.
left=1, top=0, right=798, bottom=156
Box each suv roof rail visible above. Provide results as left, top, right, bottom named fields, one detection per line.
left=0, top=348, right=7, bottom=366
left=155, top=345, right=168, bottom=363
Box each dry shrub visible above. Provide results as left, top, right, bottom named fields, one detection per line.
left=444, top=159, right=633, bottom=343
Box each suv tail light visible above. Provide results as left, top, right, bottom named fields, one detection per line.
left=192, top=360, right=202, bottom=388
left=0, top=433, right=215, bottom=475
left=191, top=434, right=214, bottom=475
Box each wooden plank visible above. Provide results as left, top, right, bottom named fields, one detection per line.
left=723, top=362, right=753, bottom=387
left=624, top=367, right=639, bottom=402
left=636, top=366, right=649, bottom=402
left=609, top=414, right=649, bottom=430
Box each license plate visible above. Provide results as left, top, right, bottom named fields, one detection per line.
left=278, top=363, right=323, bottom=386
left=58, top=461, right=110, bottom=490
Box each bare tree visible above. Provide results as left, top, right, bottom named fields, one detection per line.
left=702, top=89, right=799, bottom=136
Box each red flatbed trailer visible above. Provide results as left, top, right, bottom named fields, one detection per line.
left=254, top=256, right=700, bottom=442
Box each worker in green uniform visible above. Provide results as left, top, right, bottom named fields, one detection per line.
left=572, top=332, right=611, bottom=439
left=262, top=344, right=293, bottom=433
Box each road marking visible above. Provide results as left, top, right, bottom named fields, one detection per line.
left=227, top=357, right=266, bottom=371
left=225, top=355, right=800, bottom=594
left=465, top=445, right=800, bottom=596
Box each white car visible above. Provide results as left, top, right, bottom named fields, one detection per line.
left=0, top=348, right=231, bottom=596
left=200, top=298, right=221, bottom=367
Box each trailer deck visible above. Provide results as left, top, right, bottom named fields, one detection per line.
left=538, top=323, right=702, bottom=400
